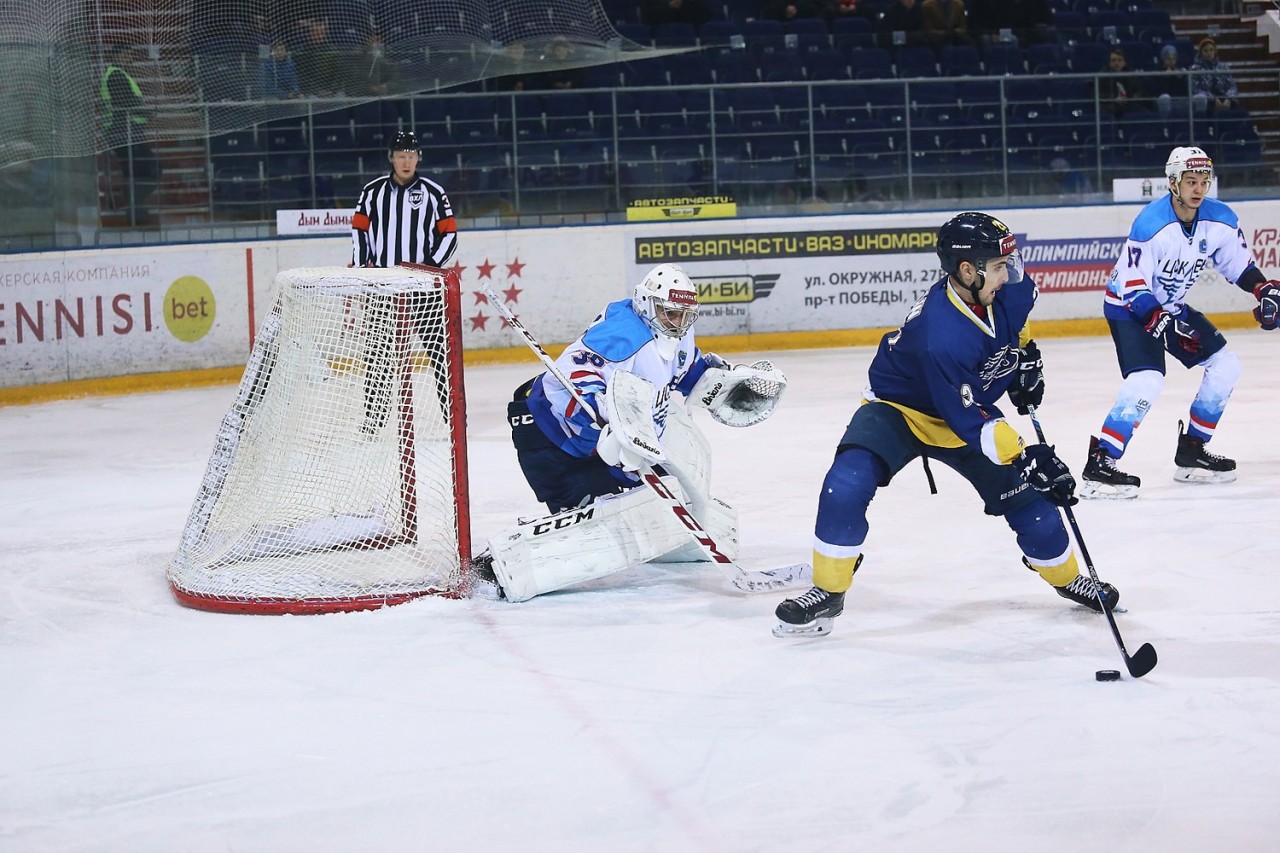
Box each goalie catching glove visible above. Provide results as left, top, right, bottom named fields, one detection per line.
left=689, top=358, right=788, bottom=427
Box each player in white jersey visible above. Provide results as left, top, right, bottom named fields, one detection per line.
left=1082, top=146, right=1280, bottom=498
left=472, top=263, right=787, bottom=601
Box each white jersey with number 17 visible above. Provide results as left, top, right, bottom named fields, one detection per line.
left=1103, top=194, right=1254, bottom=321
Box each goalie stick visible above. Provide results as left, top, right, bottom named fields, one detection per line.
left=482, top=284, right=809, bottom=593
left=1026, top=406, right=1158, bottom=679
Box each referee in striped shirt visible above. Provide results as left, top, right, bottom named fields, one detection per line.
left=351, top=129, right=458, bottom=431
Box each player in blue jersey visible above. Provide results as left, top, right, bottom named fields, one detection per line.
left=473, top=263, right=788, bottom=601
left=774, top=212, right=1117, bottom=638
left=1081, top=146, right=1280, bottom=498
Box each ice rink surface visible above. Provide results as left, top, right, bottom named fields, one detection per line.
left=3, top=331, right=1278, bottom=852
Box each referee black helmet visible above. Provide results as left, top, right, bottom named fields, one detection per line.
left=388, top=130, right=421, bottom=155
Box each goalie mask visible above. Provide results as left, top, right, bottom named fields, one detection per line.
left=633, top=264, right=699, bottom=358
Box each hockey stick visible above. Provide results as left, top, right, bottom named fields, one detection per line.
left=483, top=284, right=808, bottom=592
left=1026, top=406, right=1158, bottom=679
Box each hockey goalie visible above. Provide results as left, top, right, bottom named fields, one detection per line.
left=473, top=263, right=788, bottom=601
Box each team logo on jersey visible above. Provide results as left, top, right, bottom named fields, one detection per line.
left=978, top=346, right=1019, bottom=390
left=1199, top=239, right=1208, bottom=253
left=409, top=189, right=424, bottom=208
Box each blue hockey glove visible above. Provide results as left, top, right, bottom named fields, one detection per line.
left=1141, top=306, right=1201, bottom=355
left=1253, top=281, right=1280, bottom=331
left=1015, top=444, right=1078, bottom=507
left=1007, top=340, right=1044, bottom=416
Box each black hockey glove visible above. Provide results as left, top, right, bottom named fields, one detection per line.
left=1007, top=340, right=1044, bottom=416
left=1254, top=281, right=1280, bottom=331
left=1141, top=306, right=1201, bottom=355
left=1015, top=444, right=1078, bottom=507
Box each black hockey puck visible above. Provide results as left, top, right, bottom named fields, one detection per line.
left=1095, top=669, right=1122, bottom=681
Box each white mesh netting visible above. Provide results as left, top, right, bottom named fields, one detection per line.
left=0, top=0, right=666, bottom=167
left=167, top=265, right=468, bottom=614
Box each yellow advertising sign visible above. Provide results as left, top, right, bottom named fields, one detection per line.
left=626, top=196, right=737, bottom=221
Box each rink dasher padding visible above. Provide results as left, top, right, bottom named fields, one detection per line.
left=3, top=200, right=1275, bottom=398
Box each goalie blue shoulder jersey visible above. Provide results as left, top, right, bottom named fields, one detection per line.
left=866, top=273, right=1036, bottom=453
left=526, top=299, right=713, bottom=457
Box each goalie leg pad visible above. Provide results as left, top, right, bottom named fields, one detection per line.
left=487, top=480, right=700, bottom=602
left=657, top=495, right=740, bottom=562
left=659, top=403, right=713, bottom=513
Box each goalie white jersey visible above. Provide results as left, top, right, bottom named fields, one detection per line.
left=1103, top=194, right=1256, bottom=320
left=526, top=298, right=715, bottom=458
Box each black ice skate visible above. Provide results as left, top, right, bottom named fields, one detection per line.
left=1055, top=573, right=1120, bottom=613
left=469, top=550, right=505, bottom=600
left=1079, top=435, right=1140, bottom=500
left=1174, top=420, right=1237, bottom=484
left=772, top=586, right=845, bottom=638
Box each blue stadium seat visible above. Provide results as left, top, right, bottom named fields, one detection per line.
left=895, top=46, right=939, bottom=77
left=713, top=51, right=757, bottom=84
left=939, top=45, right=982, bottom=76
left=699, top=19, right=744, bottom=51
left=1026, top=42, right=1069, bottom=74
left=668, top=52, right=715, bottom=86
left=787, top=17, right=831, bottom=52
left=804, top=48, right=852, bottom=81
left=1069, top=41, right=1112, bottom=73
left=982, top=43, right=1026, bottom=75
left=652, top=22, right=698, bottom=48
left=614, top=21, right=651, bottom=45
left=849, top=47, right=893, bottom=79
left=831, top=17, right=876, bottom=51
left=742, top=19, right=787, bottom=55
left=761, top=52, right=805, bottom=82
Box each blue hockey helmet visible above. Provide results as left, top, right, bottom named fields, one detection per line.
left=936, top=212, right=1017, bottom=277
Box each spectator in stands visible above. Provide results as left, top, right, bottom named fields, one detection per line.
left=643, top=0, right=714, bottom=28
left=1016, top=0, right=1056, bottom=46
left=250, top=13, right=274, bottom=56
left=1190, top=37, right=1239, bottom=114
left=822, top=0, right=880, bottom=26
left=1049, top=156, right=1093, bottom=196
left=490, top=41, right=533, bottom=92
left=1101, top=47, right=1144, bottom=117
left=529, top=37, right=584, bottom=90
left=763, top=0, right=826, bottom=21
left=963, top=0, right=1008, bottom=46
left=921, top=0, right=972, bottom=49
left=0, top=142, right=49, bottom=198
left=294, top=19, right=343, bottom=97
left=260, top=40, right=303, bottom=99
left=99, top=44, right=161, bottom=227
left=880, top=0, right=927, bottom=48
left=1150, top=44, right=1191, bottom=119
left=351, top=32, right=392, bottom=97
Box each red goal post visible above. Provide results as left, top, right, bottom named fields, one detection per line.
left=167, top=265, right=470, bottom=614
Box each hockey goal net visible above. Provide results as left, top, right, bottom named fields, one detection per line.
left=167, top=265, right=470, bottom=614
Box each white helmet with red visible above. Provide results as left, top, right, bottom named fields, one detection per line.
left=633, top=264, right=699, bottom=357
left=1165, top=146, right=1213, bottom=187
